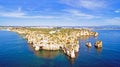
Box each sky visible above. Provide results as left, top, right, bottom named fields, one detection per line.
left=0, top=0, right=120, bottom=26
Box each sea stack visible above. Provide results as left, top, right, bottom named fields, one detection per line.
left=94, top=40, right=102, bottom=48
left=35, top=46, right=40, bottom=51
left=86, top=42, right=92, bottom=47
left=94, top=32, right=98, bottom=37
left=70, top=49, right=75, bottom=58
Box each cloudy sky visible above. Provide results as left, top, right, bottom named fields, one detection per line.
left=0, top=0, right=120, bottom=26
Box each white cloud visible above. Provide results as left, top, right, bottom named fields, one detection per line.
left=0, top=7, right=60, bottom=19
left=0, top=7, right=99, bottom=19
left=115, top=9, right=120, bottom=13
left=0, top=7, right=25, bottom=17
left=64, top=9, right=99, bottom=19
left=18, top=7, right=22, bottom=12
left=60, top=0, right=107, bottom=10
left=80, top=0, right=106, bottom=10
left=23, top=15, right=59, bottom=19
left=0, top=6, right=100, bottom=24
left=0, top=11, right=60, bottom=19
left=105, top=17, right=120, bottom=25
left=0, top=12, right=25, bottom=17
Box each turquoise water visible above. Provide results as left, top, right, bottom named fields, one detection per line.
left=0, top=30, right=120, bottom=67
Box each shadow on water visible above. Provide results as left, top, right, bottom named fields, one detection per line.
left=79, top=36, right=90, bottom=40
left=27, top=43, right=80, bottom=66
left=36, top=50, right=79, bottom=65
left=26, top=35, right=102, bottom=67
left=66, top=52, right=79, bottom=64
left=35, top=50, right=62, bottom=59
left=27, top=44, right=62, bottom=59
left=95, top=48, right=102, bottom=54
left=27, top=43, right=77, bottom=64
left=86, top=47, right=91, bottom=52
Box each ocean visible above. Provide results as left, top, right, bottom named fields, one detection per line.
left=0, top=30, right=120, bottom=67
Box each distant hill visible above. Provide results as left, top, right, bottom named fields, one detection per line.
left=1, top=25, right=120, bottom=30
left=87, top=25, right=120, bottom=30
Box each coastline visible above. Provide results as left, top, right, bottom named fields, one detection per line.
left=7, top=27, right=101, bottom=59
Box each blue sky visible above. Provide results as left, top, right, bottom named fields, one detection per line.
left=0, top=0, right=120, bottom=26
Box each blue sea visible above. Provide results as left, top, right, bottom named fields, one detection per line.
left=0, top=30, right=120, bottom=67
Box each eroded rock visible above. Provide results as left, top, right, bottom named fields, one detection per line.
left=94, top=41, right=102, bottom=48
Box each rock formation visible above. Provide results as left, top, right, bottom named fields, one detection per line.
left=94, top=40, right=102, bottom=48
left=86, top=42, right=92, bottom=47
left=9, top=27, right=99, bottom=59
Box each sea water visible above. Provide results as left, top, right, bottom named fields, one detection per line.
left=0, top=30, right=120, bottom=67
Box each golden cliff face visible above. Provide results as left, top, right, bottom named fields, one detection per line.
left=9, top=27, right=99, bottom=58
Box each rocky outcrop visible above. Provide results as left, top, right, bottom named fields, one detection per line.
left=70, top=50, right=75, bottom=58
left=94, top=41, right=102, bottom=48
left=35, top=46, right=40, bottom=51
left=86, top=42, right=92, bottom=47
left=90, top=31, right=98, bottom=37
left=9, top=27, right=99, bottom=59
left=94, top=32, right=98, bottom=37
left=42, top=45, right=60, bottom=50
left=80, top=29, right=90, bottom=36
